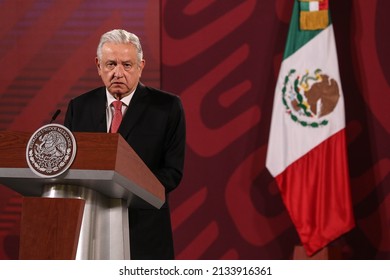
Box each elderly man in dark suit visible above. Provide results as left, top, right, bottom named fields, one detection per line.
left=64, top=29, right=186, bottom=260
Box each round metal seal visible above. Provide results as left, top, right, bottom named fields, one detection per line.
left=26, top=124, right=77, bottom=178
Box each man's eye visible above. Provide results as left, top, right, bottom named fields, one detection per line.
left=106, top=62, right=115, bottom=69
left=124, top=64, right=132, bottom=69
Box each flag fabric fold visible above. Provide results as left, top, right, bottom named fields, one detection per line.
left=266, top=0, right=354, bottom=256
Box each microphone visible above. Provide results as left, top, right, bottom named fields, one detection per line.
left=49, top=109, right=61, bottom=124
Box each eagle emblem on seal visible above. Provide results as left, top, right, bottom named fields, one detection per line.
left=26, top=124, right=76, bottom=178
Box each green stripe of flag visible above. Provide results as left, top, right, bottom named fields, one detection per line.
left=284, top=0, right=332, bottom=60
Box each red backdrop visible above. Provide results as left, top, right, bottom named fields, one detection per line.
left=1, top=0, right=389, bottom=259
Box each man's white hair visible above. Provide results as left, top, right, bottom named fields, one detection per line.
left=96, top=29, right=143, bottom=62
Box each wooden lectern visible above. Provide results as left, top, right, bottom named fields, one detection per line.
left=0, top=130, right=165, bottom=260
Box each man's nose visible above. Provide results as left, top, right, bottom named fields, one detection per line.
left=114, top=65, right=124, bottom=78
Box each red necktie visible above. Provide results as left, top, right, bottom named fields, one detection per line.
left=110, top=100, right=123, bottom=133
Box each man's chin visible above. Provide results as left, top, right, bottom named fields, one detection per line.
left=108, top=86, right=129, bottom=96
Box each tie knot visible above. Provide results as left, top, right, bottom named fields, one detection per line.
left=112, top=100, right=122, bottom=110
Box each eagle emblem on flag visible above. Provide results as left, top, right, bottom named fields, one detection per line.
left=282, top=68, right=340, bottom=127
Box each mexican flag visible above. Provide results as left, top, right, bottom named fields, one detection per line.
left=266, top=0, right=355, bottom=256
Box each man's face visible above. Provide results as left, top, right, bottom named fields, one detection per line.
left=96, top=42, right=145, bottom=98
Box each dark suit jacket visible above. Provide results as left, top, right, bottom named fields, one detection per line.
left=64, top=83, right=186, bottom=259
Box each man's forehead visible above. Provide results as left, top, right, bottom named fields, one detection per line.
left=101, top=43, right=136, bottom=59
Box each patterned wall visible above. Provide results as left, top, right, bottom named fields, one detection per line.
left=1, top=0, right=390, bottom=260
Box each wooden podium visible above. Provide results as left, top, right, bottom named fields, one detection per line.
left=0, top=130, right=165, bottom=260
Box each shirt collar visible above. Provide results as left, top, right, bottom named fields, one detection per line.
left=106, top=88, right=135, bottom=107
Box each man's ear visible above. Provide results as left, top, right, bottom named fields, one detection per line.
left=95, top=57, right=101, bottom=75
left=138, top=59, right=145, bottom=77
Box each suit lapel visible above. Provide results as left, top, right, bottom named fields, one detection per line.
left=118, top=83, right=149, bottom=138
left=93, top=87, right=108, bottom=132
